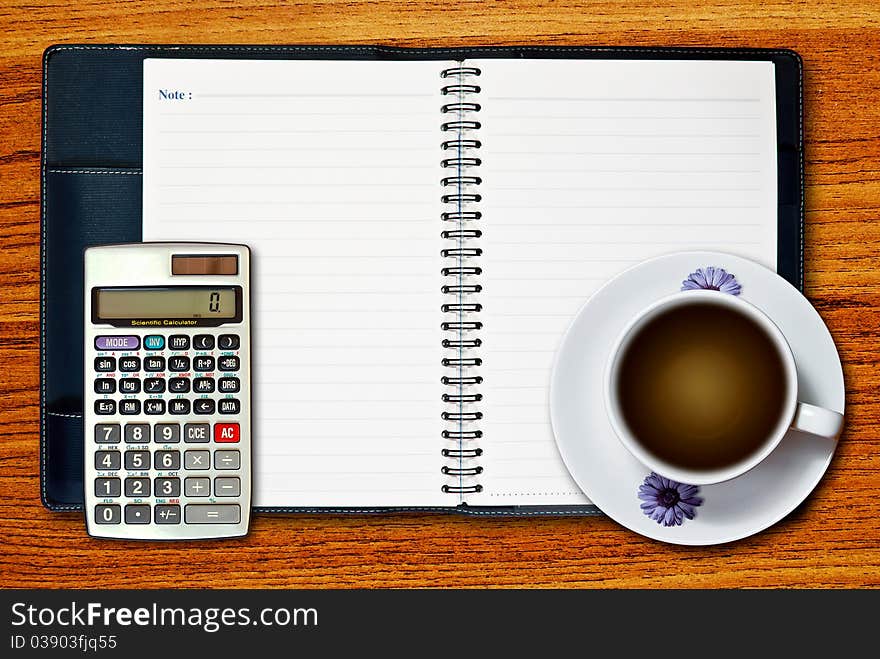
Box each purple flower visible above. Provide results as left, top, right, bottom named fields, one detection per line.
left=638, top=473, right=703, bottom=527
left=681, top=266, right=741, bottom=296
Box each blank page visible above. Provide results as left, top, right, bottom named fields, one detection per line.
left=471, top=59, right=778, bottom=505
left=143, top=59, right=446, bottom=507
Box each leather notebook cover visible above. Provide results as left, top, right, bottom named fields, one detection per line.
left=40, top=44, right=803, bottom=513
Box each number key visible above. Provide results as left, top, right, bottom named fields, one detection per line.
left=95, top=504, right=121, bottom=525
left=95, top=424, right=120, bottom=443
left=124, top=450, right=151, bottom=471
left=154, top=423, right=180, bottom=444
left=155, top=477, right=180, bottom=497
left=95, top=450, right=121, bottom=470
left=155, top=450, right=181, bottom=470
left=124, top=478, right=151, bottom=498
left=124, top=424, right=149, bottom=444
left=95, top=478, right=121, bottom=498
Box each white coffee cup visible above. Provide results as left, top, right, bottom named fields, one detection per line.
left=604, top=290, right=843, bottom=485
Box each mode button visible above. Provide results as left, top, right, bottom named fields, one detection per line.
left=95, top=336, right=140, bottom=351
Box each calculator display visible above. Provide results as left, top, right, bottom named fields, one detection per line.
left=95, top=287, right=237, bottom=320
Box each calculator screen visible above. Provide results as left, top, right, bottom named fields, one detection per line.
left=95, top=287, right=238, bottom=320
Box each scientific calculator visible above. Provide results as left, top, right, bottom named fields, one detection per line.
left=84, top=243, right=251, bottom=540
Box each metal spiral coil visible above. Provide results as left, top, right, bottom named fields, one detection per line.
left=441, top=63, right=483, bottom=499
left=441, top=282, right=482, bottom=293
left=442, top=447, right=483, bottom=458
left=442, top=484, right=483, bottom=494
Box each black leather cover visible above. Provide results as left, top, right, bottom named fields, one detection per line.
left=41, top=44, right=804, bottom=515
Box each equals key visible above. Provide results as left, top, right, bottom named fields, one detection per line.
left=185, top=505, right=240, bottom=524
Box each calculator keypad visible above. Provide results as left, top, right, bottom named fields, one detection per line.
left=89, top=331, right=245, bottom=532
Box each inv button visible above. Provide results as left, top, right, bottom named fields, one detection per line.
left=185, top=504, right=241, bottom=524
left=144, top=335, right=165, bottom=350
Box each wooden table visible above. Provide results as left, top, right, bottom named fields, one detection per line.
left=1, top=0, right=878, bottom=589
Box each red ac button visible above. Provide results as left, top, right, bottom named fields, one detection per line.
left=214, top=423, right=240, bottom=443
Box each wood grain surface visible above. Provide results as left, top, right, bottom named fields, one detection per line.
left=1, top=0, right=878, bottom=589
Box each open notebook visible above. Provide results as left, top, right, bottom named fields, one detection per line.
left=142, top=57, right=781, bottom=509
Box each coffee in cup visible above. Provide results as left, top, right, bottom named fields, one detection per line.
left=605, top=290, right=843, bottom=485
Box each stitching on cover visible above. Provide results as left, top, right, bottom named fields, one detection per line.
left=45, top=44, right=799, bottom=57
left=47, top=169, right=142, bottom=175
left=459, top=508, right=601, bottom=516
left=796, top=54, right=804, bottom=291
left=46, top=412, right=83, bottom=418
left=253, top=506, right=602, bottom=515
left=487, top=491, right=582, bottom=497
left=53, top=505, right=602, bottom=515
left=41, top=48, right=53, bottom=509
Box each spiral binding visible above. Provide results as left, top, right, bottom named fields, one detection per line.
left=441, top=64, right=483, bottom=497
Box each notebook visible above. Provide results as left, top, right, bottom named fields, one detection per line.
left=141, top=55, right=789, bottom=509
left=40, top=45, right=803, bottom=513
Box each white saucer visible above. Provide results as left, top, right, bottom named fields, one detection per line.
left=550, top=251, right=844, bottom=545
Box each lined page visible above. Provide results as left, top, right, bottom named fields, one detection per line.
left=143, top=59, right=447, bottom=507
left=471, top=59, right=778, bottom=505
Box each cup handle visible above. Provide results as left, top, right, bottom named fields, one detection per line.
left=791, top=402, right=844, bottom=439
